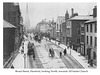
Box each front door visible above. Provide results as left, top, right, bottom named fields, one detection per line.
left=87, top=48, right=91, bottom=61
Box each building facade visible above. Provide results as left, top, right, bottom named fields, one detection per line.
left=65, top=8, right=79, bottom=47
left=68, top=15, right=93, bottom=52
left=56, top=16, right=65, bottom=42
left=85, top=17, right=97, bottom=66
left=3, top=3, right=23, bottom=67
left=37, top=20, right=50, bottom=33
left=84, top=6, right=97, bottom=66
left=80, top=22, right=85, bottom=56
left=3, top=20, right=16, bottom=66
left=80, top=6, right=97, bottom=66
left=3, top=3, right=23, bottom=51
left=60, top=22, right=66, bottom=44
left=49, top=21, right=56, bottom=40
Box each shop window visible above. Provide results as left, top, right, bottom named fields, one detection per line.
left=93, top=51, right=96, bottom=60
left=77, top=38, right=80, bottom=44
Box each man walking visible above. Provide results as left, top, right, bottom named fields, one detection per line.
left=60, top=52, right=62, bottom=58
left=63, top=48, right=67, bottom=55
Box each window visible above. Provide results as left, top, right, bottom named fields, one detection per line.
left=95, top=37, right=97, bottom=47
left=68, top=28, right=70, bottom=35
left=57, top=24, right=58, bottom=30
left=95, top=23, right=97, bottom=33
left=90, top=24, right=92, bottom=32
left=93, top=51, right=96, bottom=60
left=81, top=27, right=84, bottom=32
left=87, top=36, right=88, bottom=44
left=87, top=24, right=88, bottom=32
left=77, top=29, right=80, bottom=35
left=77, top=38, right=80, bottom=44
left=90, top=36, right=92, bottom=46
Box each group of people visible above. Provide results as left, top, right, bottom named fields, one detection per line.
left=59, top=48, right=67, bottom=58
left=49, top=47, right=67, bottom=58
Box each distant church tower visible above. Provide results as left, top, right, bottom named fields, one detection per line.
left=65, top=9, right=69, bottom=21
left=25, top=3, right=30, bottom=33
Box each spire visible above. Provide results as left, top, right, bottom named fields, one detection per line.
left=25, top=3, right=30, bottom=32
left=26, top=3, right=28, bottom=14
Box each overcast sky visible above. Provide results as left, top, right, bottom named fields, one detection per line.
left=19, top=2, right=96, bottom=28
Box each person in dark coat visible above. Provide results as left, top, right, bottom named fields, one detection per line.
left=11, top=65, right=14, bottom=69
left=33, top=54, right=35, bottom=60
left=60, top=52, right=62, bottom=58
left=49, top=48, right=52, bottom=57
left=63, top=48, right=67, bottom=55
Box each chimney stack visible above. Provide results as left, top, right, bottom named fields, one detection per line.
left=65, top=9, right=69, bottom=21
left=93, top=6, right=97, bottom=18
left=71, top=8, right=74, bottom=16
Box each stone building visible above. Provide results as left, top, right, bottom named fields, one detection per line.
left=84, top=6, right=97, bottom=66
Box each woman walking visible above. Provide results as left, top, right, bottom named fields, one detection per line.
left=60, top=52, right=62, bottom=58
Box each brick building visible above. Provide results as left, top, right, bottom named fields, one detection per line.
left=3, top=2, right=23, bottom=67
left=68, top=15, right=92, bottom=52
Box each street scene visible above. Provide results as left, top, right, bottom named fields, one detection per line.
left=3, top=2, right=97, bottom=69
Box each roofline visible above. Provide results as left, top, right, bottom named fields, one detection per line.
left=68, top=19, right=89, bottom=21
left=85, top=17, right=97, bottom=23
left=85, top=20, right=97, bottom=24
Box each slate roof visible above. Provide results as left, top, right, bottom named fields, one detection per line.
left=85, top=17, right=97, bottom=23
left=69, top=15, right=93, bottom=21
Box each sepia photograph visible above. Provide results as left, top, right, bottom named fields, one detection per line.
left=3, top=2, right=97, bottom=69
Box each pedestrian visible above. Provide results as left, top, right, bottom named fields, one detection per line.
left=33, top=53, right=35, bottom=60
left=60, top=52, right=62, bottom=58
left=51, top=49, right=55, bottom=58
left=63, top=48, right=66, bottom=55
left=49, top=48, right=52, bottom=57
left=11, top=65, right=14, bottom=69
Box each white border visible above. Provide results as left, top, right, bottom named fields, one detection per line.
left=0, top=0, right=100, bottom=75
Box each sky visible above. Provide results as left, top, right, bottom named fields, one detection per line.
left=19, top=2, right=96, bottom=28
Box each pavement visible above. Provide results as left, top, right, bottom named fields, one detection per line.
left=11, top=35, right=29, bottom=69
left=50, top=39, right=96, bottom=69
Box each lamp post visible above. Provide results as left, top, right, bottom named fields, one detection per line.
left=23, top=42, right=26, bottom=69
left=70, top=41, right=71, bottom=55
left=24, top=54, right=26, bottom=68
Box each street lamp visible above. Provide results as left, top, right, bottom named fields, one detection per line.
left=24, top=54, right=26, bottom=68
left=23, top=42, right=27, bottom=69
left=69, top=41, right=71, bottom=55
